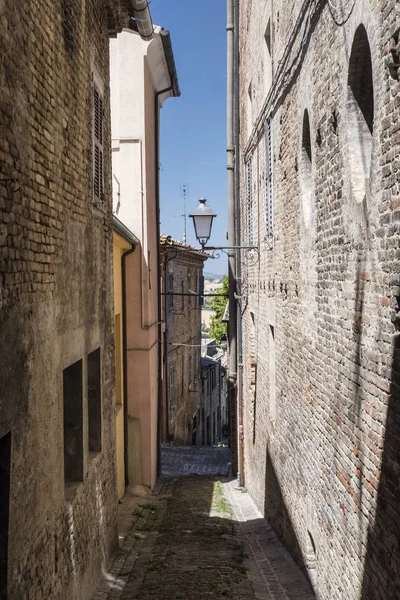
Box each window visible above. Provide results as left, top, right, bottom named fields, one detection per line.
left=169, top=366, right=175, bottom=412
left=93, top=81, right=104, bottom=205
left=188, top=272, right=192, bottom=307
left=264, top=19, right=272, bottom=95
left=168, top=274, right=174, bottom=308
left=88, top=348, right=102, bottom=454
left=0, top=432, right=11, bottom=598
left=247, top=82, right=253, bottom=137
left=265, top=120, right=273, bottom=237
left=347, top=24, right=374, bottom=203
left=188, top=355, right=193, bottom=389
left=269, top=325, right=276, bottom=421
left=246, top=158, right=254, bottom=243
left=210, top=367, right=216, bottom=390
left=181, top=280, right=185, bottom=311
left=63, top=360, right=83, bottom=482
left=300, top=109, right=313, bottom=227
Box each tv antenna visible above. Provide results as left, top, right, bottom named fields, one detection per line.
left=182, top=183, right=188, bottom=243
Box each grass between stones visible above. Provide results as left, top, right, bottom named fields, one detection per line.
left=212, top=480, right=232, bottom=516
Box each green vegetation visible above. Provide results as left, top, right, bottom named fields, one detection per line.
left=139, top=502, right=157, bottom=511
left=213, top=479, right=231, bottom=515
left=208, top=274, right=228, bottom=346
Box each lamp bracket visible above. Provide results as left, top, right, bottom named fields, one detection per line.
left=202, top=245, right=260, bottom=265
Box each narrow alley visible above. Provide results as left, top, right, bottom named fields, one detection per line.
left=92, top=448, right=315, bottom=600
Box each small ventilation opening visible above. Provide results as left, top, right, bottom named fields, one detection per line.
left=306, top=530, right=317, bottom=588
left=88, top=348, right=102, bottom=455
left=63, top=360, right=83, bottom=482
left=347, top=25, right=374, bottom=202
left=300, top=109, right=313, bottom=226
left=0, top=432, right=11, bottom=599
left=264, top=19, right=272, bottom=95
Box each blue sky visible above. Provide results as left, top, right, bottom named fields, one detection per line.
left=150, top=0, right=228, bottom=275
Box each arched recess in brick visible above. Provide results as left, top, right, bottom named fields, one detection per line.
left=300, top=109, right=313, bottom=227
left=347, top=24, right=374, bottom=203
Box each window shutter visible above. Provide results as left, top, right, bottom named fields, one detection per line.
left=265, top=119, right=273, bottom=237
left=93, top=83, right=104, bottom=204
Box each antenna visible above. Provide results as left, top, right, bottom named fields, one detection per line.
left=182, top=183, right=188, bottom=243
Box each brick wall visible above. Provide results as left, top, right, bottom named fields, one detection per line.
left=161, top=243, right=207, bottom=445
left=0, top=1, right=127, bottom=598
left=239, top=1, right=400, bottom=598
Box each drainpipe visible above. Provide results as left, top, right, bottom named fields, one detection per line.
left=154, top=85, right=174, bottom=476
left=130, top=0, right=154, bottom=40
left=154, top=29, right=180, bottom=475
left=113, top=216, right=139, bottom=487
left=234, top=0, right=244, bottom=487
left=227, top=0, right=241, bottom=481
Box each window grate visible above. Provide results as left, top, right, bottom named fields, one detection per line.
left=93, top=83, right=104, bottom=205
left=265, top=119, right=273, bottom=237
left=246, top=157, right=254, bottom=244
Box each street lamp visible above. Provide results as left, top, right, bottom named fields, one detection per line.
left=189, top=198, right=217, bottom=249
left=189, top=197, right=259, bottom=263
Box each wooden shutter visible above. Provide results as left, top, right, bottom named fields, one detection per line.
left=93, top=83, right=104, bottom=204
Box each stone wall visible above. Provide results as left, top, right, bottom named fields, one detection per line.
left=161, top=243, right=207, bottom=445
left=0, top=1, right=127, bottom=598
left=239, top=1, right=400, bottom=598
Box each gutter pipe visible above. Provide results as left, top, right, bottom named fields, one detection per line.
left=227, top=0, right=241, bottom=480
left=233, top=0, right=244, bottom=487
left=154, top=84, right=174, bottom=477
left=160, top=30, right=181, bottom=98
left=129, top=0, right=154, bottom=40
left=112, top=215, right=139, bottom=487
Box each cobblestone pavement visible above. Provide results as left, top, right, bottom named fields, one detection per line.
left=224, top=480, right=315, bottom=600
left=92, top=449, right=315, bottom=600
left=161, top=444, right=231, bottom=477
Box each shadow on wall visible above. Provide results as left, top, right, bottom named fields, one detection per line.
left=360, top=329, right=400, bottom=600
left=264, top=448, right=316, bottom=592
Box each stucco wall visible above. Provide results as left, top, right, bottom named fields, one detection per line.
left=0, top=1, right=125, bottom=598
left=110, top=33, right=162, bottom=491
left=239, top=1, right=400, bottom=598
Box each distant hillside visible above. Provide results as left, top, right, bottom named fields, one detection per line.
left=204, top=272, right=224, bottom=281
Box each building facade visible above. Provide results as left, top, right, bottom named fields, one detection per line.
left=238, top=1, right=400, bottom=599
left=110, top=22, right=179, bottom=490
left=197, top=350, right=227, bottom=447
left=160, top=236, right=208, bottom=445
left=0, top=1, right=132, bottom=598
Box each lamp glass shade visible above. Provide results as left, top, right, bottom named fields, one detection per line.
left=189, top=198, right=217, bottom=246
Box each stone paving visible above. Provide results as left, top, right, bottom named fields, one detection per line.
left=91, top=447, right=315, bottom=600
left=224, top=480, right=315, bottom=600
left=161, top=444, right=231, bottom=477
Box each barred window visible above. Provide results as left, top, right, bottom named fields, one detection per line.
left=246, top=158, right=254, bottom=243
left=93, top=82, right=104, bottom=205
left=265, top=120, right=273, bottom=237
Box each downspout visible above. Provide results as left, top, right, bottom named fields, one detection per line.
left=114, top=216, right=139, bottom=487
left=227, top=0, right=241, bottom=479
left=155, top=85, right=173, bottom=476
left=234, top=0, right=244, bottom=487
left=155, top=31, right=180, bottom=475
left=121, top=244, right=135, bottom=486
